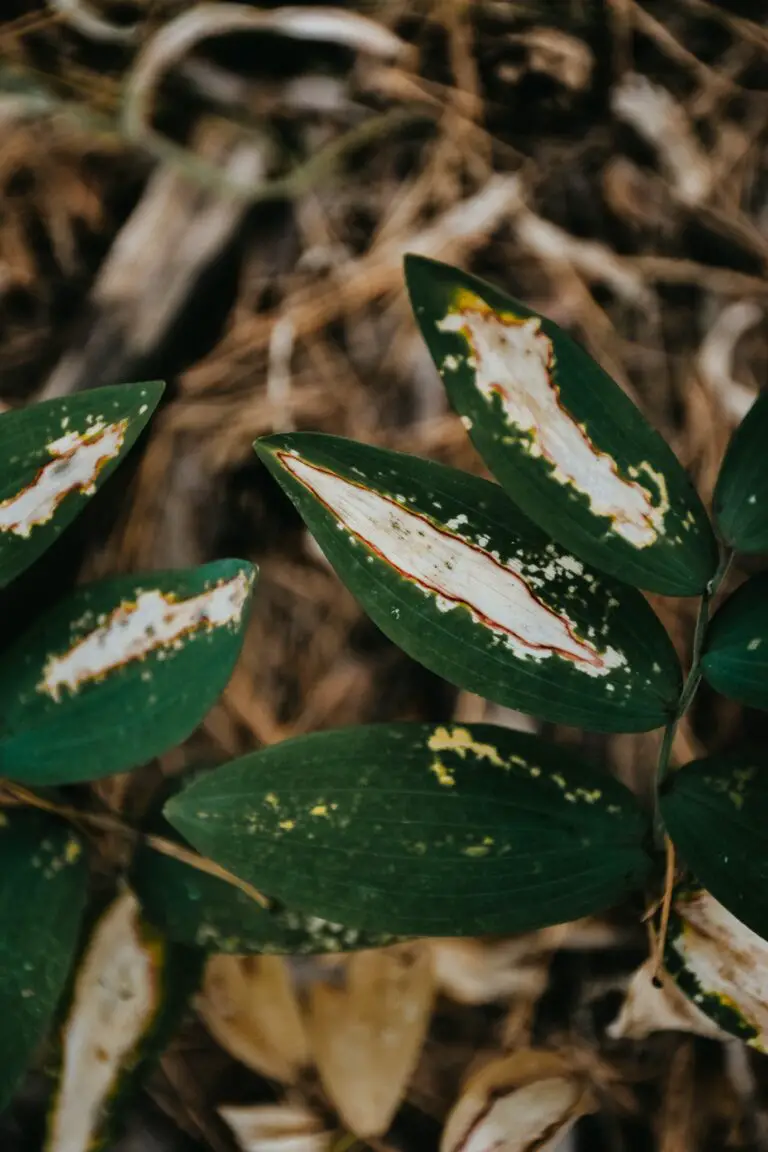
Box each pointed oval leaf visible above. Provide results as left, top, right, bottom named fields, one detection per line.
left=0, top=808, right=87, bottom=1111
left=255, top=433, right=680, bottom=733
left=45, top=889, right=203, bottom=1152
left=165, top=723, right=654, bottom=938
left=0, top=559, right=255, bottom=785
left=713, top=391, right=768, bottom=553
left=405, top=255, right=717, bottom=595
left=659, top=750, right=768, bottom=940
left=133, top=813, right=398, bottom=954
left=663, top=886, right=768, bottom=1051
left=0, top=381, right=163, bottom=588
left=700, top=574, right=768, bottom=709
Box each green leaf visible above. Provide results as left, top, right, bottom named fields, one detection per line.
left=0, top=382, right=163, bottom=588
left=133, top=811, right=399, bottom=954
left=45, top=889, right=203, bottom=1152
left=663, top=885, right=768, bottom=1051
left=700, top=574, right=768, bottom=709
left=0, top=808, right=87, bottom=1111
left=255, top=433, right=681, bottom=733
left=404, top=255, right=717, bottom=595
left=165, top=723, right=654, bottom=938
left=660, top=751, right=768, bottom=941
left=713, top=391, right=768, bottom=553
left=0, top=559, right=256, bottom=785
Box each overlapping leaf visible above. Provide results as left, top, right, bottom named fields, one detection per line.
left=255, top=434, right=680, bottom=733
left=133, top=811, right=398, bottom=954
left=0, top=809, right=87, bottom=1111
left=405, top=255, right=717, bottom=595
left=0, top=559, right=255, bottom=785
left=0, top=381, right=163, bottom=588
left=165, top=723, right=654, bottom=937
left=713, top=391, right=768, bottom=553
left=701, top=574, right=768, bottom=710
left=660, top=751, right=768, bottom=941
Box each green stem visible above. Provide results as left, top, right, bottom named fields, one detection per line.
left=655, top=547, right=733, bottom=793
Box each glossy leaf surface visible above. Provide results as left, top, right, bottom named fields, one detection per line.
left=405, top=255, right=716, bottom=595
left=0, top=809, right=87, bottom=1111
left=664, top=886, right=768, bottom=1051
left=166, top=723, right=654, bottom=937
left=133, top=815, right=397, bottom=954
left=660, top=752, right=768, bottom=941
left=255, top=434, right=680, bottom=733
left=713, top=391, right=768, bottom=553
left=701, top=574, right=768, bottom=710
left=0, top=559, right=255, bottom=785
left=0, top=381, right=163, bottom=588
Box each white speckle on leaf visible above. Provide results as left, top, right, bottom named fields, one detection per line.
left=278, top=453, right=625, bottom=676
left=39, top=568, right=252, bottom=700
left=437, top=299, right=670, bottom=547
left=748, top=638, right=761, bottom=652
left=0, top=419, right=128, bottom=539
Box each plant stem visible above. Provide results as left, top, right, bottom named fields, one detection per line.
left=0, top=780, right=269, bottom=908
left=655, top=547, right=733, bottom=790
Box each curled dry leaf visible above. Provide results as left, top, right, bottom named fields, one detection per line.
left=607, top=959, right=724, bottom=1044
left=441, top=1050, right=596, bottom=1152
left=219, top=1102, right=330, bottom=1152
left=197, top=956, right=309, bottom=1083
left=506, top=27, right=594, bottom=91
left=664, top=889, right=768, bottom=1052
left=306, top=942, right=434, bottom=1138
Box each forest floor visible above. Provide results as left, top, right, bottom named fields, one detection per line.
left=0, top=1, right=767, bottom=1150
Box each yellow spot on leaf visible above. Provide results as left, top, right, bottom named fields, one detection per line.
left=427, top=725, right=503, bottom=766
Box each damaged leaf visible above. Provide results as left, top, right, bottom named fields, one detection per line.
left=607, top=959, right=725, bottom=1044
left=663, top=886, right=768, bottom=1051
left=255, top=433, right=681, bottom=733
left=660, top=751, right=768, bottom=940
left=45, top=889, right=202, bottom=1152
left=0, top=809, right=87, bottom=1112
left=700, top=574, right=768, bottom=710
left=306, top=943, right=434, bottom=1137
left=405, top=255, right=716, bottom=595
left=713, top=390, right=768, bottom=553
left=441, top=1050, right=596, bottom=1152
left=0, top=559, right=255, bottom=784
left=165, top=723, right=654, bottom=937
left=0, top=381, right=163, bottom=588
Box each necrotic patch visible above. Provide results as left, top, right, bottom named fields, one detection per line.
left=436, top=296, right=669, bottom=548
left=669, top=889, right=768, bottom=1052
left=39, top=569, right=251, bottom=700
left=279, top=453, right=625, bottom=676
left=0, top=419, right=128, bottom=538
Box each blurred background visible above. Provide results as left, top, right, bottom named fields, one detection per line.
left=0, top=1, right=767, bottom=1149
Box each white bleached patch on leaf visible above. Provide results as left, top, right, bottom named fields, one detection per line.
left=666, top=889, right=768, bottom=1052
left=39, top=569, right=252, bottom=701
left=279, top=454, right=626, bottom=677
left=0, top=419, right=128, bottom=539
left=46, top=890, right=162, bottom=1152
left=437, top=296, right=670, bottom=548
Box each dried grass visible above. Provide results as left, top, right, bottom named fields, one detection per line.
left=1, top=1, right=768, bottom=1149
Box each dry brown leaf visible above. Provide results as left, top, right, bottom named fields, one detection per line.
left=607, top=959, right=724, bottom=1044
left=196, top=956, right=310, bottom=1083
left=219, top=1102, right=331, bottom=1152
left=428, top=937, right=552, bottom=1005
left=441, top=1050, right=597, bottom=1152
left=306, top=942, right=434, bottom=1138
left=509, top=27, right=594, bottom=91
